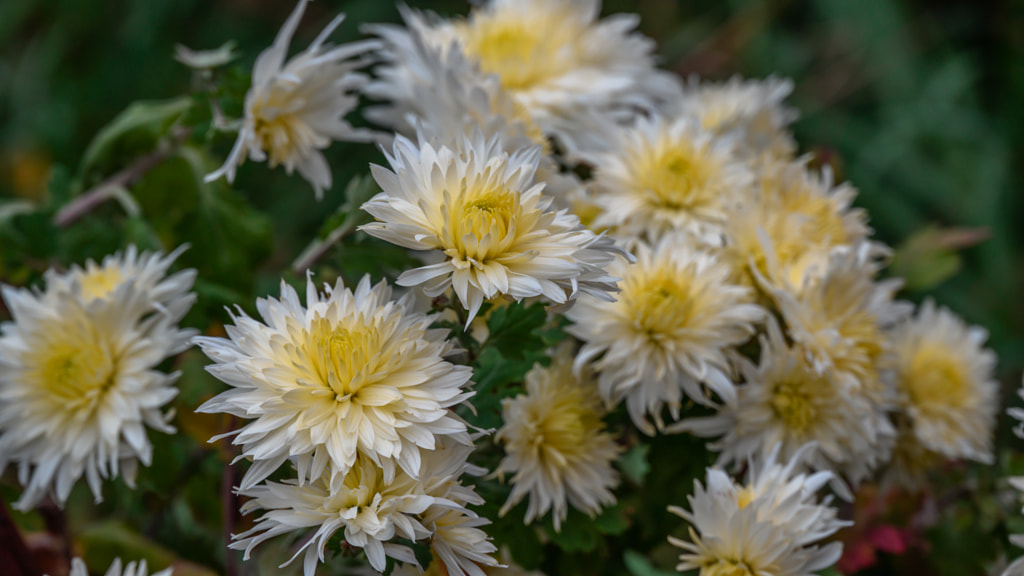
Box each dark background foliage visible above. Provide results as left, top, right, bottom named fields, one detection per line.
left=1, top=1, right=1024, bottom=575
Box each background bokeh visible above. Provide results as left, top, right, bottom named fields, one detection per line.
left=1, top=1, right=1024, bottom=575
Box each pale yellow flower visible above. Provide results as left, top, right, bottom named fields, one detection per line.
left=361, top=133, right=623, bottom=323
left=668, top=446, right=848, bottom=576
left=195, top=275, right=474, bottom=489
left=567, top=235, right=764, bottom=434
left=0, top=249, right=195, bottom=511
left=495, top=347, right=621, bottom=531
left=889, top=300, right=998, bottom=464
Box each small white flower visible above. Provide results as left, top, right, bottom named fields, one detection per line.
left=364, top=0, right=681, bottom=145
left=67, top=557, right=172, bottom=576
left=206, top=0, right=378, bottom=198
left=581, top=113, right=753, bottom=244
left=676, top=318, right=894, bottom=499
left=889, top=299, right=998, bottom=464
left=0, top=248, right=195, bottom=511
left=567, top=235, right=764, bottom=434
left=668, top=445, right=849, bottom=576
left=361, top=132, right=624, bottom=323
left=195, top=274, right=474, bottom=489
left=234, top=439, right=493, bottom=576
left=494, top=347, right=621, bottom=531
left=677, top=76, right=797, bottom=158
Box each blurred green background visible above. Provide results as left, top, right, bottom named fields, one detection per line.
left=2, top=0, right=1024, bottom=574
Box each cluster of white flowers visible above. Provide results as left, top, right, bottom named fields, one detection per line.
left=0, top=246, right=195, bottom=511
left=11, top=0, right=1009, bottom=573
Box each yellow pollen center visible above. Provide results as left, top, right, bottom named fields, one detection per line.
left=701, top=559, right=756, bottom=576
left=639, top=146, right=714, bottom=213
left=309, top=318, right=379, bottom=402
left=36, top=339, right=115, bottom=405
left=625, top=272, right=694, bottom=339
left=461, top=11, right=578, bottom=92
left=445, top=186, right=519, bottom=263
left=79, top=267, right=123, bottom=300
left=525, top=387, right=599, bottom=469
left=904, top=343, right=969, bottom=410
left=771, top=379, right=818, bottom=433
left=735, top=487, right=756, bottom=510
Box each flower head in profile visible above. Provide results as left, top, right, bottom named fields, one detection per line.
left=567, top=235, right=764, bottom=434
left=677, top=319, right=894, bottom=499
left=678, top=76, right=797, bottom=158
left=668, top=445, right=849, bottom=576
left=195, top=275, right=473, bottom=489
left=361, top=133, right=624, bottom=323
left=234, top=439, right=495, bottom=576
left=206, top=0, right=378, bottom=198
left=494, top=346, right=621, bottom=531
left=0, top=247, right=196, bottom=511
left=888, top=300, right=998, bottom=465
left=67, top=558, right=172, bottom=576
left=583, top=114, right=753, bottom=244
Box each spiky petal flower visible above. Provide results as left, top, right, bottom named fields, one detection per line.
left=567, top=235, right=764, bottom=434
left=0, top=248, right=196, bottom=511
left=364, top=0, right=680, bottom=143
left=206, top=0, right=377, bottom=198
left=888, top=300, right=998, bottom=464
left=676, top=319, right=894, bottom=499
left=67, top=558, right=172, bottom=576
left=582, top=114, right=753, bottom=244
left=195, top=275, right=473, bottom=489
left=494, top=347, right=621, bottom=531
left=1004, top=380, right=1024, bottom=576
left=361, top=133, right=624, bottom=323
left=677, top=76, right=797, bottom=159
left=234, top=439, right=494, bottom=576
left=668, top=445, right=849, bottom=576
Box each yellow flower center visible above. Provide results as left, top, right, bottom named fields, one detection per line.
left=735, top=487, right=756, bottom=510
left=904, top=342, right=970, bottom=411
left=771, top=378, right=819, bottom=433
left=79, top=267, right=124, bottom=300
left=637, top=145, right=718, bottom=214
left=460, top=8, right=578, bottom=93
left=308, top=317, right=382, bottom=403
left=701, top=559, right=756, bottom=576
left=442, top=184, right=522, bottom=264
left=526, top=386, right=599, bottom=470
left=334, top=456, right=385, bottom=511
left=624, top=271, right=695, bottom=339
left=32, top=332, right=115, bottom=407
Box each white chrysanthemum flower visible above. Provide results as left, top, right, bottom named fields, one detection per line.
left=888, top=300, right=998, bottom=464
left=234, top=439, right=492, bottom=576
left=567, top=235, right=764, bottom=434
left=46, top=245, right=197, bottom=310
left=582, top=114, right=753, bottom=243
left=677, top=76, right=797, bottom=158
left=364, top=0, right=680, bottom=143
left=767, top=243, right=904, bottom=398
left=724, top=159, right=870, bottom=293
left=0, top=251, right=195, bottom=511
left=494, top=346, right=621, bottom=531
left=206, top=0, right=377, bottom=198
left=66, top=557, right=172, bottom=576
left=668, top=445, right=849, bottom=576
left=195, top=275, right=473, bottom=489
left=421, top=507, right=501, bottom=576
left=676, top=319, right=894, bottom=498
left=361, top=133, right=624, bottom=323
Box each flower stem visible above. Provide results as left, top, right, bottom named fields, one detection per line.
left=0, top=498, right=42, bottom=576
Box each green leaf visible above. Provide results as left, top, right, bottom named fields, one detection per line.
left=78, top=97, right=192, bottom=182
left=618, top=444, right=651, bottom=486
left=624, top=550, right=676, bottom=576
